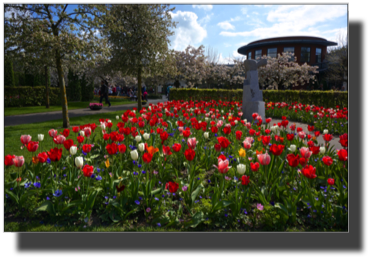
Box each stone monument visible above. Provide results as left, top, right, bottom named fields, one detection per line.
left=242, top=59, right=267, bottom=123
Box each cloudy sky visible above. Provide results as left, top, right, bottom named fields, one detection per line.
left=168, top=4, right=348, bottom=64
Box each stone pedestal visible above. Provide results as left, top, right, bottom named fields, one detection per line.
left=242, top=59, right=267, bottom=123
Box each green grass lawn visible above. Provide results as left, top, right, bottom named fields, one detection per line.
left=4, top=98, right=136, bottom=116
left=4, top=110, right=130, bottom=178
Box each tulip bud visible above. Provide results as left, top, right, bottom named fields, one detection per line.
left=143, top=133, right=150, bottom=140
left=135, top=135, right=142, bottom=142
left=80, top=131, right=85, bottom=137
left=130, top=150, right=139, bottom=160
left=138, top=143, right=145, bottom=152
left=116, top=115, right=119, bottom=120
left=320, top=146, right=326, bottom=154
left=70, top=146, right=77, bottom=155
left=236, top=164, right=246, bottom=175
left=323, top=129, right=328, bottom=134
left=204, top=132, right=209, bottom=139
left=101, top=123, right=106, bottom=130
left=289, top=144, right=296, bottom=152
left=75, top=156, right=84, bottom=168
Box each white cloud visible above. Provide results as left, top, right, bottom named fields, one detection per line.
left=199, top=14, right=213, bottom=26
left=192, top=5, right=213, bottom=11
left=241, top=7, right=248, bottom=15
left=217, top=21, right=235, bottom=30
left=169, top=11, right=207, bottom=51
left=220, top=5, right=347, bottom=40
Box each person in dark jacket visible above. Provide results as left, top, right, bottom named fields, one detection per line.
left=99, top=80, right=111, bottom=107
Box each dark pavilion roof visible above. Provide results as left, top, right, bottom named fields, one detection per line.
left=237, top=36, right=338, bottom=55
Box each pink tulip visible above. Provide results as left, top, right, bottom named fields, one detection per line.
left=216, top=120, right=224, bottom=128
left=187, top=138, right=197, bottom=149
left=48, top=129, right=58, bottom=138
left=213, top=158, right=231, bottom=174
left=244, top=137, right=254, bottom=144
left=178, top=127, right=184, bottom=134
left=300, top=147, right=312, bottom=159
left=20, top=135, right=32, bottom=145
left=257, top=152, right=271, bottom=166
left=84, top=127, right=92, bottom=137
left=298, top=131, right=306, bottom=139
left=211, top=115, right=215, bottom=119
left=12, top=156, right=25, bottom=167
left=54, top=135, right=66, bottom=144
left=243, top=140, right=251, bottom=149
left=245, top=122, right=251, bottom=129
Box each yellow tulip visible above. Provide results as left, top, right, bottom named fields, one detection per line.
left=105, top=159, right=110, bottom=168
left=239, top=148, right=246, bottom=158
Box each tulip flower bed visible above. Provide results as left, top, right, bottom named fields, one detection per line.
left=4, top=99, right=348, bottom=231
left=266, top=102, right=348, bottom=135
left=89, top=103, right=103, bottom=110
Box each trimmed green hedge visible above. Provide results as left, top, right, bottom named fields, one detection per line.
left=170, top=88, right=348, bottom=108
left=4, top=86, right=61, bottom=107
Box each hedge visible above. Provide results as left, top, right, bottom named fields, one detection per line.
left=4, top=60, right=15, bottom=87
left=4, top=86, right=61, bottom=107
left=170, top=88, right=348, bottom=108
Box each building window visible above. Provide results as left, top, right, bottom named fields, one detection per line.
left=255, top=49, right=262, bottom=59
left=248, top=52, right=252, bottom=60
left=268, top=48, right=277, bottom=58
left=300, top=47, right=310, bottom=63
left=316, top=48, right=322, bottom=63
left=284, top=47, right=295, bottom=61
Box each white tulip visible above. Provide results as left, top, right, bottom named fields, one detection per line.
left=320, top=147, right=326, bottom=154
left=70, top=146, right=77, bottom=155
left=130, top=150, right=139, bottom=160
left=323, top=129, right=328, bottom=134
left=143, top=133, right=150, bottom=140
left=222, top=117, right=225, bottom=120
left=101, top=123, right=106, bottom=130
left=138, top=143, right=145, bottom=152
left=204, top=132, right=209, bottom=139
left=135, top=135, right=142, bottom=142
left=38, top=134, right=44, bottom=141
left=221, top=110, right=224, bottom=113
left=289, top=144, right=297, bottom=153
left=205, top=117, right=209, bottom=121
left=244, top=119, right=247, bottom=123
left=108, top=120, right=112, bottom=123
left=75, top=156, right=84, bottom=168
left=116, top=115, right=119, bottom=120
left=80, top=131, right=85, bottom=137
left=237, top=164, right=246, bottom=175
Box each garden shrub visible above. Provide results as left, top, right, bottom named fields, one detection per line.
left=66, top=69, right=82, bottom=101
left=4, top=60, right=15, bottom=87
left=4, top=86, right=61, bottom=107
left=80, top=74, right=94, bottom=102
left=170, top=88, right=348, bottom=108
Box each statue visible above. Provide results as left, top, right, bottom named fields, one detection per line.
left=242, top=59, right=267, bottom=123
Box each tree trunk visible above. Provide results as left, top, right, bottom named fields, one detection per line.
left=45, top=65, right=50, bottom=108
left=55, top=49, right=70, bottom=128
left=137, top=67, right=142, bottom=111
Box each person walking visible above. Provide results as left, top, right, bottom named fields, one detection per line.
left=99, top=80, right=111, bottom=107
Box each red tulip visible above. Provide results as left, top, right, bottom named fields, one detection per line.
left=339, top=133, right=348, bottom=147
left=297, top=127, right=303, bottom=132
left=241, top=175, right=250, bottom=186
left=249, top=129, right=255, bottom=136
left=299, top=157, right=308, bottom=167
left=48, top=129, right=57, bottom=138
left=286, top=154, right=300, bottom=168
left=163, top=146, right=172, bottom=156
left=62, top=129, right=70, bottom=137
left=118, top=144, right=126, bottom=154
left=310, top=145, right=320, bottom=155
left=184, top=148, right=196, bottom=161
left=63, top=139, right=74, bottom=151
left=257, top=152, right=271, bottom=166
left=300, top=147, right=312, bottom=159
left=211, top=126, right=218, bottom=133
left=82, top=144, right=92, bottom=153
left=327, top=178, right=335, bottom=186
left=217, top=136, right=230, bottom=148
left=314, top=131, right=320, bottom=137
left=322, top=156, right=333, bottom=166
left=307, top=125, right=315, bottom=132
left=269, top=144, right=285, bottom=156
left=301, top=165, right=317, bottom=179
left=183, top=130, right=191, bottom=138
left=83, top=164, right=94, bottom=177
left=77, top=136, right=85, bottom=144
left=142, top=152, right=153, bottom=163
left=37, top=152, right=48, bottom=163
left=165, top=181, right=179, bottom=193
left=218, top=154, right=227, bottom=161
left=214, top=143, right=221, bottom=151
left=235, top=130, right=242, bottom=140
left=337, top=149, right=348, bottom=161
left=5, top=155, right=15, bottom=166
left=250, top=162, right=260, bottom=172
left=103, top=134, right=110, bottom=141
left=223, top=126, right=231, bottom=135
left=262, top=135, right=271, bottom=146
left=298, top=131, right=306, bottom=139
left=323, top=134, right=333, bottom=142
left=72, top=126, right=79, bottom=133
left=286, top=133, right=295, bottom=141
left=26, top=141, right=39, bottom=152
left=47, top=148, right=62, bottom=162
left=160, top=131, right=169, bottom=144
left=290, top=124, right=296, bottom=131
left=172, top=143, right=182, bottom=152
left=106, top=143, right=118, bottom=155
left=307, top=140, right=315, bottom=148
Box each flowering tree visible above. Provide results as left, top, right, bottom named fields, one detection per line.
left=258, top=52, right=319, bottom=90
